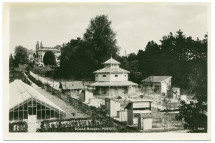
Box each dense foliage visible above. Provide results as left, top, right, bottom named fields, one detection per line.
left=39, top=117, right=117, bottom=132
left=83, top=15, right=119, bottom=63
left=175, top=100, right=207, bottom=132
left=59, top=16, right=207, bottom=94
left=59, top=15, right=119, bottom=79
left=9, top=70, right=32, bottom=85
left=13, top=45, right=29, bottom=66
left=43, top=51, right=56, bottom=66
left=9, top=54, right=15, bottom=71
left=27, top=73, right=43, bottom=87
left=9, top=121, right=28, bottom=132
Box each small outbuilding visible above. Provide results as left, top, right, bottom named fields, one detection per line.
left=90, top=57, right=138, bottom=97
left=125, top=99, right=153, bottom=130
left=141, top=76, right=172, bottom=95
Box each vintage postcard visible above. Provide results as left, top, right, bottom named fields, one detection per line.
left=2, top=2, right=211, bottom=140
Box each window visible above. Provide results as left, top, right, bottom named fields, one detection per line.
left=115, top=75, right=118, bottom=77
left=19, top=105, right=23, bottom=110
left=51, top=110, right=54, bottom=118
left=37, top=111, right=41, bottom=119
left=9, top=112, right=13, bottom=120
left=24, top=111, right=28, bottom=119
left=42, top=110, right=46, bottom=119
left=124, top=75, right=127, bottom=77
left=33, top=107, right=36, bottom=115
left=28, top=107, right=33, bottom=115
left=103, top=75, right=106, bottom=77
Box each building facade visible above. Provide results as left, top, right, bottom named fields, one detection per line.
left=34, top=41, right=61, bottom=66
left=125, top=99, right=153, bottom=131
left=90, top=57, right=138, bottom=98
left=141, top=76, right=172, bottom=95
left=27, top=49, right=35, bottom=63
left=9, top=80, right=66, bottom=131
left=105, top=98, right=121, bottom=117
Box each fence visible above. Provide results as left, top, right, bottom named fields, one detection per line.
left=151, top=111, right=183, bottom=129
left=30, top=71, right=58, bottom=89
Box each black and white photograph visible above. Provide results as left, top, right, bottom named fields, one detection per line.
left=2, top=1, right=211, bottom=140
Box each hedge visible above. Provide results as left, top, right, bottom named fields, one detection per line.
left=27, top=73, right=43, bottom=87
left=39, top=117, right=117, bottom=132
left=9, top=121, right=28, bottom=132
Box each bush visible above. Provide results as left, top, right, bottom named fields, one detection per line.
left=39, top=117, right=117, bottom=132
left=9, top=121, right=28, bottom=132
left=9, top=71, right=31, bottom=86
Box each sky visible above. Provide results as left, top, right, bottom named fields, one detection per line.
left=9, top=3, right=210, bottom=55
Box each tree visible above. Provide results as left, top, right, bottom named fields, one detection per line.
left=83, top=15, right=119, bottom=64
left=173, top=31, right=208, bottom=132
left=59, top=15, right=120, bottom=80
left=14, top=45, right=28, bottom=66
left=36, top=41, right=40, bottom=50
left=59, top=38, right=95, bottom=79
left=40, top=41, right=43, bottom=48
left=43, top=51, right=56, bottom=66
left=176, top=100, right=207, bottom=132
left=9, top=54, right=15, bottom=71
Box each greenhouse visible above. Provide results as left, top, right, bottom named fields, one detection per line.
left=9, top=80, right=66, bottom=122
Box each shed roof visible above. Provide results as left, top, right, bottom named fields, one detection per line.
left=105, top=97, right=130, bottom=109
left=142, top=76, right=172, bottom=83
left=90, top=81, right=138, bottom=87
left=9, top=80, right=65, bottom=113
left=134, top=112, right=152, bottom=119
left=124, top=99, right=153, bottom=109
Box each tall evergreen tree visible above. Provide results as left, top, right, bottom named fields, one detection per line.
left=40, top=41, right=43, bottom=48
left=36, top=41, right=39, bottom=50
left=43, top=51, right=56, bottom=66
left=83, top=15, right=119, bottom=64
left=14, top=45, right=28, bottom=66
left=9, top=54, right=15, bottom=71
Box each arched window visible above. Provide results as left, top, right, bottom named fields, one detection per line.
left=115, top=75, right=118, bottom=77
left=103, top=75, right=106, bottom=77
